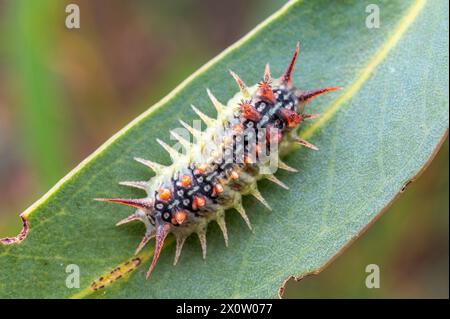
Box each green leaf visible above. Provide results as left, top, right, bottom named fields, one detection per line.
left=0, top=0, right=448, bottom=298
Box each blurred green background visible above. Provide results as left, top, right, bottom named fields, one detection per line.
left=0, top=0, right=447, bottom=298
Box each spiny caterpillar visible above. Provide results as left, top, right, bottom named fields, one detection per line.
left=96, top=43, right=340, bottom=278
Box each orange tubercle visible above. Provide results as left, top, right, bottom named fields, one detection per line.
left=174, top=210, right=187, bottom=225
left=195, top=164, right=207, bottom=175
left=240, top=102, right=261, bottom=121
left=193, top=196, right=206, bottom=210
left=243, top=155, right=254, bottom=164
left=158, top=188, right=172, bottom=201
left=180, top=175, right=192, bottom=187
left=278, top=108, right=302, bottom=128
left=230, top=171, right=239, bottom=180
left=213, top=184, right=224, bottom=195
left=256, top=82, right=275, bottom=103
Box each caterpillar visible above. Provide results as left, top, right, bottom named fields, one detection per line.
left=90, top=257, right=141, bottom=291
left=96, top=43, right=340, bottom=278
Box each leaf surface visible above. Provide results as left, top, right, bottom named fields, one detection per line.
left=0, top=0, right=448, bottom=298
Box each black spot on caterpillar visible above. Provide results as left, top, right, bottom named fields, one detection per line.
left=96, top=43, right=340, bottom=278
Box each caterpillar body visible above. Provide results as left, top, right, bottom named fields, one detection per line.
left=96, top=43, right=340, bottom=278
